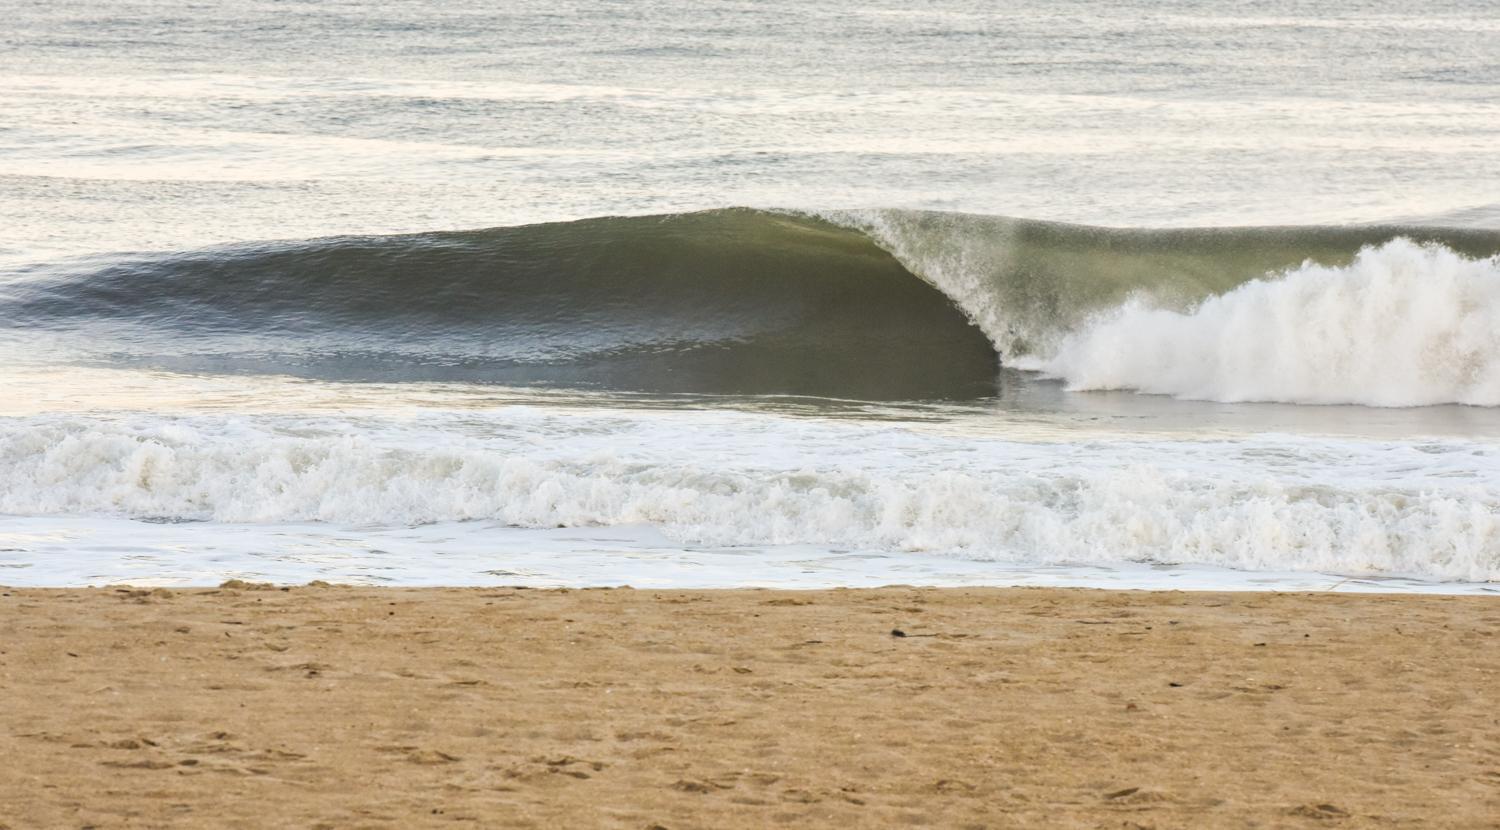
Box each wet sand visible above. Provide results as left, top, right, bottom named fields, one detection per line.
left=1, top=584, right=1497, bottom=828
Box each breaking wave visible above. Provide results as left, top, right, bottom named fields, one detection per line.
left=1014, top=238, right=1500, bottom=406
left=3, top=207, right=1499, bottom=404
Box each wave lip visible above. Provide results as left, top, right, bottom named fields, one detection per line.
left=830, top=210, right=1500, bottom=346
left=1017, top=238, right=1500, bottom=407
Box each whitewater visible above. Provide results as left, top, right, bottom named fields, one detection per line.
left=1011, top=239, right=1500, bottom=407
left=3, top=0, right=1499, bottom=590
left=1, top=408, right=1498, bottom=580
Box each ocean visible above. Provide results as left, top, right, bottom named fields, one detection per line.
left=2, top=0, right=1498, bottom=591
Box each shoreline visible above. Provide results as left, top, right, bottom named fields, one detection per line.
left=4, top=515, right=1495, bottom=594
left=2, top=584, right=1497, bottom=828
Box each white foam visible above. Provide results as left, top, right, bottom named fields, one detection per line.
left=1, top=409, right=1496, bottom=582
left=1, top=515, right=1490, bottom=593
left=1017, top=239, right=1500, bottom=406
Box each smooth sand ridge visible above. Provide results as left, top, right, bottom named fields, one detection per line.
left=1, top=585, right=1497, bottom=828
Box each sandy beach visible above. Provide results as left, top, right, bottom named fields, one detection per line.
left=0, top=584, right=1496, bottom=828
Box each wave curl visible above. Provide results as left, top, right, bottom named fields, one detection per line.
left=5, top=208, right=1500, bottom=404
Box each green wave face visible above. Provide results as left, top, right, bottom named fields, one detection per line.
left=0, top=209, right=1000, bottom=400
left=5, top=207, right=1498, bottom=402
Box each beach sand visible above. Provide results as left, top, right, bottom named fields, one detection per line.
left=1, top=584, right=1496, bottom=828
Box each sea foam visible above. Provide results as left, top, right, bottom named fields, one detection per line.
left=1015, top=239, right=1500, bottom=406
left=1, top=411, right=1495, bottom=581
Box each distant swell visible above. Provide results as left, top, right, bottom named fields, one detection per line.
left=4, top=207, right=1500, bottom=404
